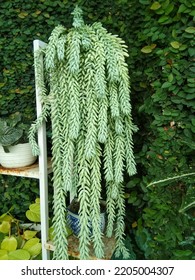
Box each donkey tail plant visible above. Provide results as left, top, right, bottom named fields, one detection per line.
left=29, top=6, right=137, bottom=260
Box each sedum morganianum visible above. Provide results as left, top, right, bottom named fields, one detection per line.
left=29, top=7, right=137, bottom=260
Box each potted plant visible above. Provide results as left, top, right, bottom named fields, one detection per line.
left=29, top=6, right=137, bottom=260
left=0, top=112, right=37, bottom=168
left=67, top=198, right=106, bottom=237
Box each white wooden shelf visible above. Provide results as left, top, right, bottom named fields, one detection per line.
left=0, top=158, right=52, bottom=179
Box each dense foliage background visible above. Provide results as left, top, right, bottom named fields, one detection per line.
left=0, top=0, right=194, bottom=259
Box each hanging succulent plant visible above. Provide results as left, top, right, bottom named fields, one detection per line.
left=29, top=6, right=137, bottom=260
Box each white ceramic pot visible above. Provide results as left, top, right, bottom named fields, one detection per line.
left=0, top=143, right=37, bottom=168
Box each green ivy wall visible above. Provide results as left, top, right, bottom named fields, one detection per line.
left=0, top=0, right=194, bottom=259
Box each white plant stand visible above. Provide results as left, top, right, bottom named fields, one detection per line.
left=0, top=39, right=115, bottom=260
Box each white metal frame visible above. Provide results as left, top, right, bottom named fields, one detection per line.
left=33, top=39, right=50, bottom=260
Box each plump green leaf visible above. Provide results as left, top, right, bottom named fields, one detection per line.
left=1, top=236, right=17, bottom=251
left=8, top=249, right=31, bottom=260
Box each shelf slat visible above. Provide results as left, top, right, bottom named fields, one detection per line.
left=0, top=158, right=52, bottom=179
left=45, top=235, right=116, bottom=260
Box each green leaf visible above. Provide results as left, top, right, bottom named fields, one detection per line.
left=1, top=236, right=17, bottom=251
left=26, top=210, right=40, bottom=222
left=141, top=44, right=156, bottom=53
left=170, top=41, right=181, bottom=49
left=173, top=250, right=192, bottom=257
left=165, top=3, right=174, bottom=15
left=162, top=81, right=172, bottom=88
left=178, top=4, right=187, bottom=13
left=8, top=249, right=31, bottom=260
left=188, top=48, right=195, bottom=57
left=191, top=119, right=195, bottom=126
left=23, top=230, right=38, bottom=240
left=168, top=73, right=174, bottom=83
left=0, top=250, right=8, bottom=260
left=150, top=2, right=161, bottom=10
left=0, top=127, right=23, bottom=147
left=18, top=12, right=29, bottom=19
left=0, top=221, right=10, bottom=234
left=189, top=10, right=195, bottom=16
left=0, top=213, right=12, bottom=223
left=29, top=203, right=40, bottom=215
left=23, top=238, right=41, bottom=257
left=158, top=15, right=169, bottom=23
left=185, top=27, right=195, bottom=34
left=179, top=186, right=195, bottom=213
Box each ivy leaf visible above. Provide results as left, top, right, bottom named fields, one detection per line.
left=189, top=10, right=195, bottom=16
left=141, top=44, right=156, bottom=53
left=168, top=73, right=174, bottom=83
left=18, top=12, right=29, bottom=19
left=162, top=81, right=172, bottom=88
left=150, top=2, right=161, bottom=10
left=170, top=41, right=181, bottom=49
left=158, top=15, right=169, bottom=23
left=185, top=27, right=195, bottom=34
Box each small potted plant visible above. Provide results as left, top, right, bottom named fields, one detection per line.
left=0, top=112, right=37, bottom=168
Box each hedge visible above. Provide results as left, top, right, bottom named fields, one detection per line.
left=0, top=0, right=194, bottom=259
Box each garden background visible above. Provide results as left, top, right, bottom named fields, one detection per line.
left=0, top=0, right=194, bottom=259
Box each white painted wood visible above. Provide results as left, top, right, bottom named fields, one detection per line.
left=33, top=39, right=50, bottom=260
left=0, top=158, right=52, bottom=179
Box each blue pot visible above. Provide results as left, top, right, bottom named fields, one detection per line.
left=67, top=200, right=106, bottom=237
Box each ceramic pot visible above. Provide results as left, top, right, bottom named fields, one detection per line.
left=67, top=199, right=106, bottom=237
left=0, top=143, right=37, bottom=168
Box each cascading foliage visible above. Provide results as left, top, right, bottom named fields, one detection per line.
left=29, top=6, right=137, bottom=260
